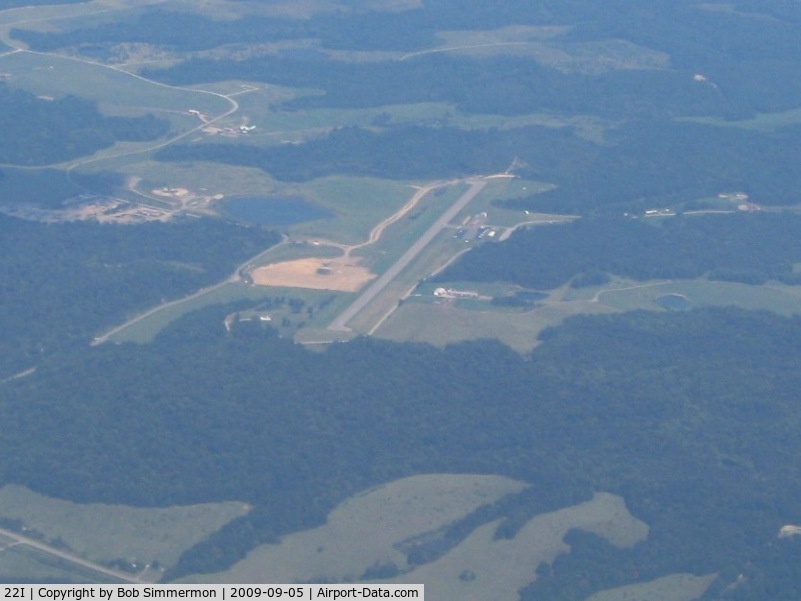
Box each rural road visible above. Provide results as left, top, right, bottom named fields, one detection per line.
left=0, top=525, right=144, bottom=583
left=328, top=177, right=488, bottom=331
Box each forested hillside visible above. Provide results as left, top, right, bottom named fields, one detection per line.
left=5, top=0, right=801, bottom=597
left=2, top=307, right=801, bottom=598
left=156, top=122, right=801, bottom=212
left=436, top=212, right=801, bottom=288
left=0, top=84, right=168, bottom=166
left=128, top=1, right=801, bottom=119
left=0, top=215, right=279, bottom=379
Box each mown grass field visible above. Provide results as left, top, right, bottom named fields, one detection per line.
left=376, top=293, right=615, bottom=352
left=290, top=176, right=421, bottom=245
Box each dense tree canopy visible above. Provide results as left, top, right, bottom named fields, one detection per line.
left=2, top=306, right=801, bottom=598
left=436, top=212, right=801, bottom=288
left=0, top=84, right=168, bottom=166
left=0, top=215, right=279, bottom=379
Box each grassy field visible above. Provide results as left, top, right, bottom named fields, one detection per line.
left=106, top=280, right=352, bottom=344
left=185, top=478, right=648, bottom=596
left=0, top=50, right=227, bottom=118
left=184, top=474, right=527, bottom=583
left=121, top=161, right=279, bottom=199
left=587, top=573, right=717, bottom=601
left=564, top=278, right=801, bottom=316
left=290, top=176, right=421, bottom=245
left=233, top=96, right=611, bottom=147
left=451, top=177, right=563, bottom=228
left=0, top=485, right=250, bottom=573
left=376, top=294, right=615, bottom=352
left=0, top=544, right=122, bottom=584
left=346, top=231, right=468, bottom=334
left=104, top=283, right=273, bottom=344
left=681, top=107, right=801, bottom=132
left=0, top=0, right=137, bottom=37
left=378, top=276, right=801, bottom=352
left=388, top=492, right=647, bottom=601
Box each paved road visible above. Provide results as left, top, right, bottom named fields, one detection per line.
left=0, top=525, right=143, bottom=583
left=92, top=236, right=288, bottom=346
left=328, top=178, right=487, bottom=331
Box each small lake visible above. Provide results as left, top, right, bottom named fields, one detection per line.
left=225, top=196, right=332, bottom=226
left=654, top=294, right=693, bottom=311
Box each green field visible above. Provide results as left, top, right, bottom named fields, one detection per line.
left=346, top=231, right=470, bottom=334
left=0, top=544, right=122, bottom=584
left=0, top=1, right=127, bottom=36
left=290, top=176, right=421, bottom=245
left=681, top=107, right=801, bottom=132
left=230, top=95, right=612, bottom=148
left=378, top=275, right=801, bottom=352
left=104, top=282, right=270, bottom=344
left=183, top=474, right=528, bottom=583
left=389, top=492, right=647, bottom=601
left=105, top=281, right=352, bottom=344
left=0, top=485, right=250, bottom=574
left=376, top=292, right=615, bottom=352
left=0, top=50, right=227, bottom=121
left=587, top=573, right=717, bottom=601
left=564, top=278, right=801, bottom=316
left=119, top=161, right=279, bottom=199
left=187, top=475, right=647, bottom=599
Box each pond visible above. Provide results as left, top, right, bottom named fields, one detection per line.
left=654, top=294, right=693, bottom=311
left=225, top=196, right=332, bottom=226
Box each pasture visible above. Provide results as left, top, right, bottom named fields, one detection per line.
left=376, top=293, right=615, bottom=352
left=103, top=282, right=275, bottom=344
left=380, top=276, right=801, bottom=352
left=290, top=176, right=420, bottom=245
left=0, top=544, right=121, bottom=584
left=0, top=484, right=250, bottom=572
left=587, top=573, right=717, bottom=601
left=564, top=277, right=801, bottom=316
left=183, top=473, right=528, bottom=583
left=388, top=492, right=647, bottom=601
left=0, top=50, right=227, bottom=120
left=185, top=476, right=648, bottom=601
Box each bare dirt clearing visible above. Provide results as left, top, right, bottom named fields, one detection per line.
left=250, top=257, right=375, bottom=291
left=249, top=180, right=451, bottom=292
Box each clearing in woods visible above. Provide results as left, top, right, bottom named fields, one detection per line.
left=249, top=180, right=454, bottom=292
left=182, top=474, right=649, bottom=601
left=250, top=257, right=375, bottom=292
left=0, top=484, right=251, bottom=578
